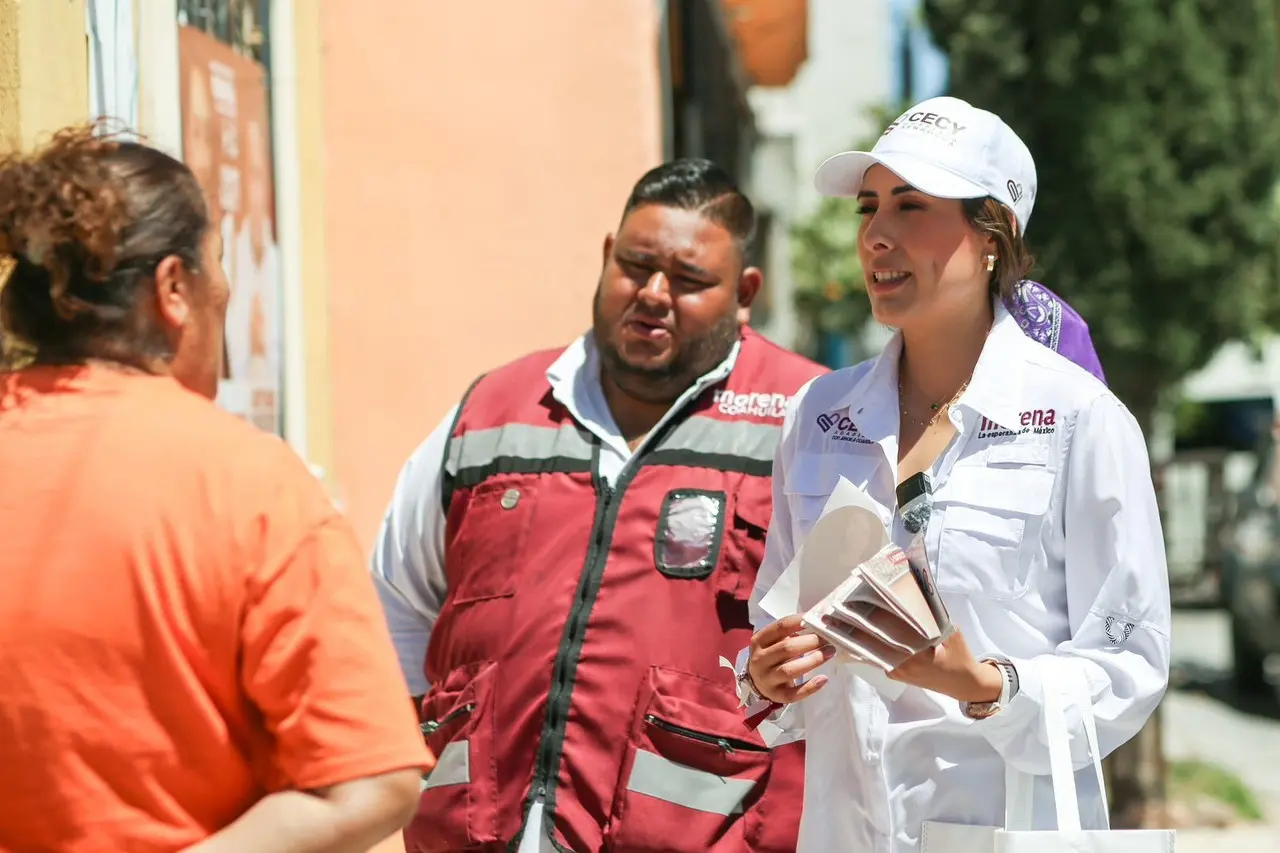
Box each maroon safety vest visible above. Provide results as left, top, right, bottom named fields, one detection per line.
left=406, top=329, right=826, bottom=853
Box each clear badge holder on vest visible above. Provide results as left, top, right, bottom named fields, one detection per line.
left=655, top=489, right=727, bottom=580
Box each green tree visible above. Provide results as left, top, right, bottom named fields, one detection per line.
left=790, top=104, right=905, bottom=358
left=923, top=0, right=1280, bottom=424
left=924, top=0, right=1280, bottom=828
left=790, top=194, right=869, bottom=355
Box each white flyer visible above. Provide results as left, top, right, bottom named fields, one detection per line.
left=758, top=476, right=907, bottom=701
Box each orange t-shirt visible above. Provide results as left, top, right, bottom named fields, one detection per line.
left=0, top=365, right=431, bottom=852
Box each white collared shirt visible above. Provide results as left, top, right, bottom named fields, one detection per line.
left=750, top=305, right=1171, bottom=853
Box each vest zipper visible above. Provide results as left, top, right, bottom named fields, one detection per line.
left=530, top=471, right=616, bottom=805
left=420, top=702, right=475, bottom=736
left=517, top=414, right=696, bottom=852
left=644, top=714, right=768, bottom=754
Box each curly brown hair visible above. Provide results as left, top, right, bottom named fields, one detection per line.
left=0, top=124, right=209, bottom=369
left=961, top=197, right=1035, bottom=300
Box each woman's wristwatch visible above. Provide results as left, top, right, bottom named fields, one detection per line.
left=961, top=657, right=1020, bottom=720
left=736, top=666, right=787, bottom=732
left=735, top=665, right=766, bottom=708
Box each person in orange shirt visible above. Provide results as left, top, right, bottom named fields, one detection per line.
left=0, top=127, right=432, bottom=852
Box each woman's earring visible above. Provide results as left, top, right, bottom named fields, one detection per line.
left=985, top=254, right=997, bottom=272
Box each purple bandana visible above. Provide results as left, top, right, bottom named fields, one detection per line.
left=1003, top=280, right=1106, bottom=385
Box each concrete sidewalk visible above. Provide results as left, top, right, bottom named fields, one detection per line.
left=1174, top=824, right=1280, bottom=851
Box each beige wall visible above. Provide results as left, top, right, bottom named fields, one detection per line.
left=287, top=0, right=337, bottom=490
left=320, top=1, right=665, bottom=546
left=0, top=0, right=89, bottom=151
left=0, top=0, right=87, bottom=366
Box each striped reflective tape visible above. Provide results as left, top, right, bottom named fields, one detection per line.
left=625, top=749, right=757, bottom=816
left=421, top=740, right=470, bottom=791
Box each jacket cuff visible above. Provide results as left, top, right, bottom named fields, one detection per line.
left=972, top=656, right=1041, bottom=737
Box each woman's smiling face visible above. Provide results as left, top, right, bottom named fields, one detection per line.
left=856, top=164, right=995, bottom=329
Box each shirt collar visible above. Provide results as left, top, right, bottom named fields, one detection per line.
left=544, top=334, right=593, bottom=407
left=833, top=301, right=1029, bottom=438
left=958, top=301, right=1029, bottom=433
left=544, top=332, right=742, bottom=439
left=833, top=334, right=901, bottom=443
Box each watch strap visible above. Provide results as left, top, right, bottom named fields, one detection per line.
left=962, top=658, right=1019, bottom=719
left=735, top=666, right=763, bottom=708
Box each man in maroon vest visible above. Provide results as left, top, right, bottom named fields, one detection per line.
left=372, top=159, right=826, bottom=853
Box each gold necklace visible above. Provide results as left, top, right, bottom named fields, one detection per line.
left=898, top=374, right=969, bottom=429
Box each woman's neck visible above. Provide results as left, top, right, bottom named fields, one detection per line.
left=32, top=352, right=167, bottom=378
left=899, top=301, right=993, bottom=402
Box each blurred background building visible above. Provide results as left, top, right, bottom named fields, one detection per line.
left=747, top=0, right=947, bottom=366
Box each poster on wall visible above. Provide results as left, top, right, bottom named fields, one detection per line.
left=177, top=25, right=281, bottom=435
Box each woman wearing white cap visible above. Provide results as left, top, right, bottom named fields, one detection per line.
left=737, top=97, right=1171, bottom=851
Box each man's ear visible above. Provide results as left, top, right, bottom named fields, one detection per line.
left=601, top=233, right=615, bottom=268
left=735, top=265, right=763, bottom=324
left=153, top=255, right=192, bottom=330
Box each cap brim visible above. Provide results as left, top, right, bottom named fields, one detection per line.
left=814, top=151, right=990, bottom=201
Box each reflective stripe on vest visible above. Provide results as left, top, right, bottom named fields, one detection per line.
left=645, top=417, right=779, bottom=476
left=445, top=422, right=595, bottom=499
left=626, top=749, right=755, bottom=816
left=446, top=416, right=780, bottom=492
left=421, top=740, right=470, bottom=791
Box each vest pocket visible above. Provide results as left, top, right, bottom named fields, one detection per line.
left=936, top=465, right=1054, bottom=600
left=715, top=483, right=773, bottom=602
left=605, top=667, right=772, bottom=853
left=447, top=479, right=539, bottom=604
left=742, top=739, right=805, bottom=853
left=407, top=660, right=499, bottom=852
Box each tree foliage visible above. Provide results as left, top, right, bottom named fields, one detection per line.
left=791, top=195, right=870, bottom=341
left=790, top=105, right=905, bottom=354
left=923, top=0, right=1280, bottom=421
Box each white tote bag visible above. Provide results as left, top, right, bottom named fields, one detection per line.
left=922, top=663, right=1175, bottom=852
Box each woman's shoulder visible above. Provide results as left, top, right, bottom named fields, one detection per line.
left=1009, top=337, right=1140, bottom=440
left=135, top=382, right=293, bottom=453
left=126, top=388, right=338, bottom=552
left=793, top=357, right=879, bottom=414
left=1016, top=333, right=1110, bottom=399
left=123, top=381, right=324, bottom=498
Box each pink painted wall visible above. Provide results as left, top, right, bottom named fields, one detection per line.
left=320, top=2, right=665, bottom=548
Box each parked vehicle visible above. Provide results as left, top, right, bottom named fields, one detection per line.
left=1221, top=419, right=1280, bottom=693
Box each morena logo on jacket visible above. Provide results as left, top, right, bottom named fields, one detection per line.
left=977, top=409, right=1057, bottom=439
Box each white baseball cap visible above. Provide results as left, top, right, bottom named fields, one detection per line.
left=813, top=96, right=1037, bottom=234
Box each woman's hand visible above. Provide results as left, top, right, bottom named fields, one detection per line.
left=887, top=629, right=1003, bottom=703
left=747, top=614, right=835, bottom=705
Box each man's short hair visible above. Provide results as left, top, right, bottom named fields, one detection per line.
left=621, top=158, right=756, bottom=251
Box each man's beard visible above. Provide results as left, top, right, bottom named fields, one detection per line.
left=592, top=285, right=740, bottom=405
